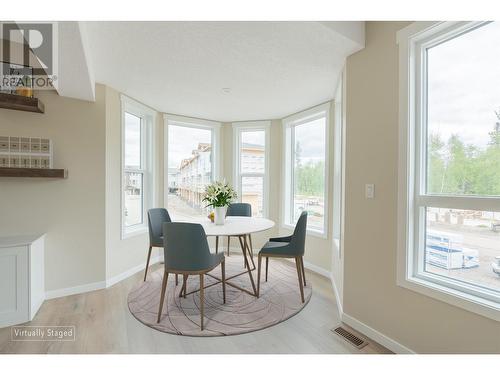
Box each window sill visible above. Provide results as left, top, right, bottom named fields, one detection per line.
left=121, top=225, right=148, bottom=240
left=281, top=223, right=328, bottom=239
left=397, top=274, right=500, bottom=322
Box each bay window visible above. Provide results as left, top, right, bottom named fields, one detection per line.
left=165, top=115, right=221, bottom=221
left=283, top=103, right=329, bottom=236
left=122, top=96, right=155, bottom=237
left=232, top=121, right=270, bottom=217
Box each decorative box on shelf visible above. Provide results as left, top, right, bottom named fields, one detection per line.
left=0, top=135, right=53, bottom=169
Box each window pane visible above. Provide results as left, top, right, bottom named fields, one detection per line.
left=124, top=172, right=143, bottom=226
left=293, top=117, right=326, bottom=231
left=241, top=176, right=264, bottom=217
left=167, top=125, right=213, bottom=220
left=241, top=131, right=265, bottom=174
left=426, top=22, right=500, bottom=196
left=124, top=112, right=142, bottom=169
left=425, top=207, right=500, bottom=292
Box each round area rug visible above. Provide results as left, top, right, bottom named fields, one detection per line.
left=127, top=255, right=312, bottom=336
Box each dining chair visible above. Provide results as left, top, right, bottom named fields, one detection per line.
left=146, top=208, right=178, bottom=285
left=257, top=211, right=308, bottom=303
left=157, top=222, right=226, bottom=330
left=220, top=203, right=253, bottom=261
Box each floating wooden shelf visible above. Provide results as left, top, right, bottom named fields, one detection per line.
left=0, top=167, right=67, bottom=178
left=0, top=93, right=45, bottom=113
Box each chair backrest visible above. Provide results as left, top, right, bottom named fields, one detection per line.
left=163, top=222, right=213, bottom=272
left=148, top=208, right=172, bottom=245
left=226, top=203, right=252, bottom=217
left=290, top=211, right=308, bottom=255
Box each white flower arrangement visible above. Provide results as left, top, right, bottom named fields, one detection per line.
left=202, top=180, right=237, bottom=208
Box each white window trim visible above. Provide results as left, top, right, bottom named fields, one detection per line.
left=281, top=102, right=330, bottom=238
left=121, top=95, right=156, bottom=239
left=397, top=21, right=500, bottom=322
left=163, top=114, right=222, bottom=211
left=231, top=121, right=271, bottom=218
left=333, top=68, right=346, bottom=258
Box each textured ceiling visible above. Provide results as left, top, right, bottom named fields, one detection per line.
left=77, top=22, right=363, bottom=121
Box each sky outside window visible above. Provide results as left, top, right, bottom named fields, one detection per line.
left=427, top=22, right=500, bottom=196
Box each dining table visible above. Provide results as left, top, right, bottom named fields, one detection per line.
left=191, top=216, right=275, bottom=297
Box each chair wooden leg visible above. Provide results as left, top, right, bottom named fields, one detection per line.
left=227, top=236, right=231, bottom=256
left=221, top=260, right=226, bottom=304
left=183, top=274, right=188, bottom=298
left=257, top=254, right=262, bottom=297
left=144, top=245, right=153, bottom=282
left=300, top=256, right=306, bottom=286
left=179, top=274, right=188, bottom=298
left=215, top=236, right=219, bottom=254
left=157, top=270, right=169, bottom=323
left=295, top=257, right=305, bottom=303
left=175, top=274, right=179, bottom=286
left=265, top=257, right=269, bottom=282
left=199, top=273, right=204, bottom=330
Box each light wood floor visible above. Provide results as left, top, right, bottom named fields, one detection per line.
left=0, top=260, right=391, bottom=354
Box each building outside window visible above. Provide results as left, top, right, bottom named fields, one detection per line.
left=283, top=103, right=329, bottom=236
left=398, top=21, right=500, bottom=320
left=233, top=122, right=270, bottom=217
left=122, top=96, right=154, bottom=237
left=166, top=116, right=220, bottom=220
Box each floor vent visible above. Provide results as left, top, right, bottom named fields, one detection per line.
left=331, top=326, right=368, bottom=349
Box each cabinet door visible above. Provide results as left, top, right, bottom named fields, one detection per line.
left=0, top=246, right=29, bottom=327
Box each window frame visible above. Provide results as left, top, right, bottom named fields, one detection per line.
left=282, top=102, right=330, bottom=238
left=397, top=21, right=500, bottom=321
left=232, top=121, right=271, bottom=218
left=121, top=95, right=156, bottom=239
left=163, top=114, right=221, bottom=217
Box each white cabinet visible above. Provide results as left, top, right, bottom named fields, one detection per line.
left=0, top=234, right=45, bottom=328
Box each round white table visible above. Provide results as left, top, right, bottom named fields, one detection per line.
left=200, top=216, right=275, bottom=237
left=199, top=217, right=275, bottom=297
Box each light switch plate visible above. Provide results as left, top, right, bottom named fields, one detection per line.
left=365, top=184, right=375, bottom=199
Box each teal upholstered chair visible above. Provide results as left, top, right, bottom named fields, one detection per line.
left=257, top=211, right=308, bottom=303
left=146, top=208, right=178, bottom=285
left=157, top=222, right=226, bottom=330
left=221, top=203, right=253, bottom=260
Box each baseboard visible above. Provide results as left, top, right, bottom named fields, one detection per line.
left=302, top=260, right=331, bottom=278
left=45, top=280, right=107, bottom=300
left=341, top=313, right=415, bottom=354
left=106, top=255, right=162, bottom=288
left=45, top=255, right=163, bottom=299
left=330, top=275, right=344, bottom=316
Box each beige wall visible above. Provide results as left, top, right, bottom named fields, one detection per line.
left=343, top=21, right=500, bottom=353
left=0, top=87, right=106, bottom=292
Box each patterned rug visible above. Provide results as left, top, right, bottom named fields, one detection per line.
left=127, top=256, right=312, bottom=336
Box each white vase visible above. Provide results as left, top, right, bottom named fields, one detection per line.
left=214, top=206, right=226, bottom=225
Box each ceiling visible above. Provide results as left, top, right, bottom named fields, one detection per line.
left=59, top=22, right=364, bottom=122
